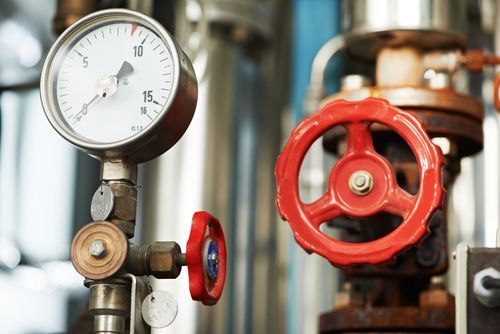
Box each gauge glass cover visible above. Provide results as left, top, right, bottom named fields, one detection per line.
left=41, top=9, right=197, bottom=162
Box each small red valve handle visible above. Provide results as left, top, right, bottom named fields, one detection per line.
left=186, top=211, right=227, bottom=305
left=276, top=98, right=444, bottom=267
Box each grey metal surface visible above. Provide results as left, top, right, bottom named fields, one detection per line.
left=466, top=248, right=500, bottom=334
left=0, top=0, right=55, bottom=87
left=480, top=0, right=500, bottom=249
left=89, top=282, right=130, bottom=333
left=203, top=0, right=272, bottom=40
left=455, top=243, right=468, bottom=334
left=100, top=161, right=138, bottom=184
left=94, top=314, right=126, bottom=333
left=142, top=291, right=178, bottom=328
left=305, top=35, right=345, bottom=114
left=89, top=239, right=108, bottom=258
left=123, top=273, right=151, bottom=334
left=342, top=0, right=467, bottom=59
left=91, top=184, right=115, bottom=221
left=140, top=1, right=290, bottom=333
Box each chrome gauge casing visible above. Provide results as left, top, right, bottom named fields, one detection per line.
left=40, top=9, right=197, bottom=163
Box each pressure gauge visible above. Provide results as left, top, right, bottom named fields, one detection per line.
left=40, top=9, right=197, bottom=162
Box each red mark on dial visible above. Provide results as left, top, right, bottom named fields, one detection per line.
left=131, top=24, right=138, bottom=37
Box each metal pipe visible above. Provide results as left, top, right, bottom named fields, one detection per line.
left=126, top=242, right=182, bottom=278
left=88, top=282, right=130, bottom=334
left=94, top=315, right=126, bottom=333
left=305, top=35, right=345, bottom=114
left=493, top=0, right=500, bottom=247
left=140, top=1, right=290, bottom=333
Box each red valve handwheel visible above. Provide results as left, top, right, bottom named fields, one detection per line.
left=186, top=211, right=227, bottom=305
left=276, top=98, right=444, bottom=266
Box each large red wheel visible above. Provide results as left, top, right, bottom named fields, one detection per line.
left=186, top=211, right=226, bottom=305
left=276, top=98, right=444, bottom=266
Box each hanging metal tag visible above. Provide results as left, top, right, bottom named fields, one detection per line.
left=141, top=290, right=178, bottom=328
left=90, top=183, right=114, bottom=221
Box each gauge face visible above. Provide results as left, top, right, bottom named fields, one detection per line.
left=41, top=9, right=197, bottom=162
left=55, top=22, right=174, bottom=143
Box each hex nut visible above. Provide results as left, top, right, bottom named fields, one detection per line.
left=148, top=242, right=182, bottom=279
left=111, top=183, right=137, bottom=221
left=89, top=239, right=107, bottom=258
left=348, top=170, right=374, bottom=196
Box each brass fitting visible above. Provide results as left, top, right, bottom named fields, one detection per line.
left=126, top=242, right=183, bottom=279
left=71, top=221, right=128, bottom=280
left=53, top=0, right=97, bottom=35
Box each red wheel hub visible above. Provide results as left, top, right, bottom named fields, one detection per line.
left=186, top=211, right=227, bottom=305
left=275, top=98, right=444, bottom=266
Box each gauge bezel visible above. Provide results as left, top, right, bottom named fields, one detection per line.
left=40, top=9, right=197, bottom=163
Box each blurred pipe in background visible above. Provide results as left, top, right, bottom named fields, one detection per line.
left=140, top=1, right=291, bottom=333
left=287, top=1, right=341, bottom=333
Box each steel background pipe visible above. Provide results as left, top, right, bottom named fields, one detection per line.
left=139, top=1, right=290, bottom=333
left=342, top=0, right=467, bottom=59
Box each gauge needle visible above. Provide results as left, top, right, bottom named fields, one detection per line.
left=86, top=94, right=99, bottom=107
left=115, top=61, right=134, bottom=82
left=72, top=94, right=99, bottom=121
left=72, top=61, right=134, bottom=123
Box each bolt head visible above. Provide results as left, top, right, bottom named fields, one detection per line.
left=89, top=239, right=107, bottom=258
left=354, top=175, right=367, bottom=187
left=349, top=170, right=374, bottom=196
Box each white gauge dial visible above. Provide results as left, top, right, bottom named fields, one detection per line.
left=41, top=9, right=197, bottom=162
left=56, top=22, right=174, bottom=143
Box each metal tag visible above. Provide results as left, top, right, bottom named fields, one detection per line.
left=91, top=184, right=114, bottom=221
left=141, top=291, right=178, bottom=328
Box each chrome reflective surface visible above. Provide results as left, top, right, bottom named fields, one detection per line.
left=40, top=9, right=197, bottom=163
left=342, top=0, right=467, bottom=58
left=140, top=1, right=290, bottom=333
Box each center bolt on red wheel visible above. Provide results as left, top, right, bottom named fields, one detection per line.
left=275, top=98, right=445, bottom=267
left=349, top=170, right=374, bottom=195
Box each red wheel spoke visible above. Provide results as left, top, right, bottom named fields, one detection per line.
left=344, top=122, right=375, bottom=156
left=304, top=194, right=341, bottom=227
left=384, top=186, right=416, bottom=218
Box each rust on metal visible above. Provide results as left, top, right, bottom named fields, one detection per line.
left=319, top=304, right=455, bottom=333
left=323, top=86, right=484, bottom=122
left=465, top=49, right=500, bottom=72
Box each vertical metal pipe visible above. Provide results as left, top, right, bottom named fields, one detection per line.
left=140, top=1, right=290, bottom=333
left=489, top=0, right=500, bottom=246
left=288, top=1, right=342, bottom=332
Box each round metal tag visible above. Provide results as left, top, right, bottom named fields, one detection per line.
left=91, top=184, right=114, bottom=221
left=141, top=291, right=178, bottom=328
